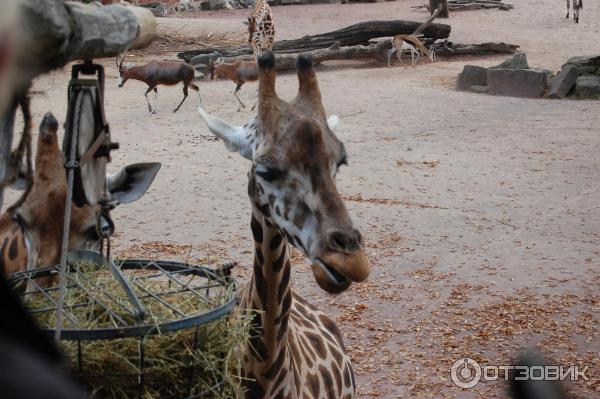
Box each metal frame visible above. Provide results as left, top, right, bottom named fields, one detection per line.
left=8, top=259, right=238, bottom=398
left=9, top=259, right=237, bottom=341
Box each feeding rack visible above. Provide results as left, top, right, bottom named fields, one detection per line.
left=4, top=25, right=244, bottom=395
left=8, top=253, right=240, bottom=398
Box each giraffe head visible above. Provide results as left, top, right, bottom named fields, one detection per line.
left=244, top=16, right=257, bottom=46
left=9, top=112, right=160, bottom=271
left=198, top=52, right=370, bottom=293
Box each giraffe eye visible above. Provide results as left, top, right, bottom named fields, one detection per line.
left=256, top=167, right=285, bottom=182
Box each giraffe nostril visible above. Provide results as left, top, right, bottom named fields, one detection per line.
left=328, top=231, right=360, bottom=252
left=354, top=230, right=363, bottom=246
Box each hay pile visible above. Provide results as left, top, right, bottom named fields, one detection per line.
left=26, top=261, right=250, bottom=399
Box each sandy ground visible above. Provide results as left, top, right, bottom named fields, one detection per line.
left=6, top=0, right=600, bottom=397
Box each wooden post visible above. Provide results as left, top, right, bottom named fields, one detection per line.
left=429, top=0, right=449, bottom=18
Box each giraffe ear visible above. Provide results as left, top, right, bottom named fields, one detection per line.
left=197, top=106, right=254, bottom=160
left=107, top=162, right=161, bottom=205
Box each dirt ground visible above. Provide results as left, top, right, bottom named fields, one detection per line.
left=10, top=0, right=600, bottom=397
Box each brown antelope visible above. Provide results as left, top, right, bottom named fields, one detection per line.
left=387, top=34, right=435, bottom=67
left=210, top=58, right=259, bottom=111
left=116, top=51, right=200, bottom=114
left=0, top=112, right=161, bottom=286
left=566, top=0, right=583, bottom=23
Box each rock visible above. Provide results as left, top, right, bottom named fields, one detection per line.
left=576, top=66, right=598, bottom=75
left=470, top=85, right=489, bottom=94
left=574, top=74, right=600, bottom=99
left=564, top=55, right=600, bottom=69
left=456, top=65, right=488, bottom=91
left=487, top=68, right=546, bottom=98
left=490, top=53, right=529, bottom=70
left=548, top=64, right=579, bottom=99
left=194, top=63, right=210, bottom=76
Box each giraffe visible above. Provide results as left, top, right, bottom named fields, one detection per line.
left=566, top=0, right=583, bottom=23
left=197, top=52, right=370, bottom=398
left=0, top=112, right=161, bottom=285
left=245, top=0, right=275, bottom=56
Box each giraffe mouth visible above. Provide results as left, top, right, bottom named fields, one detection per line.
left=313, top=258, right=351, bottom=293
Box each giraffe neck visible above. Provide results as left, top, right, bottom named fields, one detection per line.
left=242, top=209, right=295, bottom=398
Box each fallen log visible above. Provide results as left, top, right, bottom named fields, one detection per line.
left=18, top=1, right=156, bottom=85
left=178, top=19, right=451, bottom=63
left=197, top=40, right=518, bottom=73
left=432, top=41, right=519, bottom=56
left=413, top=0, right=513, bottom=11
left=201, top=41, right=391, bottom=70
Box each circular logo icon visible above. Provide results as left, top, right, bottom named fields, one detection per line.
left=451, top=358, right=481, bottom=388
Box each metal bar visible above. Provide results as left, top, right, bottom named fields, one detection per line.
left=20, top=282, right=78, bottom=296
left=64, top=272, right=129, bottom=327
left=187, top=325, right=201, bottom=396
left=129, top=278, right=185, bottom=317
left=0, top=101, right=17, bottom=212
left=150, top=261, right=217, bottom=306
left=28, top=299, right=95, bottom=315
left=35, top=294, right=237, bottom=341
left=104, top=258, right=146, bottom=322
left=54, top=84, right=82, bottom=343
left=26, top=276, right=81, bottom=327
left=77, top=340, right=83, bottom=374
left=138, top=336, right=145, bottom=396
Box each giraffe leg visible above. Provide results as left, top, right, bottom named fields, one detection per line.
left=566, top=0, right=570, bottom=18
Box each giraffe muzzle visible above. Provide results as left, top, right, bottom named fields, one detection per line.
left=311, top=248, right=370, bottom=294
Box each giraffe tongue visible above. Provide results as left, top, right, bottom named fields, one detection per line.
left=315, top=258, right=348, bottom=286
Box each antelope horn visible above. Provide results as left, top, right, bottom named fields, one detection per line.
left=116, top=47, right=130, bottom=70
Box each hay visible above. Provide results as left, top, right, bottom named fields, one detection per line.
left=25, top=261, right=251, bottom=399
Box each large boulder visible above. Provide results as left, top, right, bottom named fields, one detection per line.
left=548, top=64, right=579, bottom=99
left=487, top=68, right=546, bottom=98
left=456, top=65, right=488, bottom=91
left=490, top=53, right=529, bottom=70
left=564, top=55, right=600, bottom=75
left=575, top=74, right=600, bottom=99
left=564, top=55, right=600, bottom=67
left=470, top=85, right=489, bottom=94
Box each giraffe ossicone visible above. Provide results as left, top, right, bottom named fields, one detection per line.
left=198, top=51, right=369, bottom=398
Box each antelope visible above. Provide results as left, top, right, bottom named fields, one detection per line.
left=566, top=0, right=583, bottom=23
left=387, top=34, right=436, bottom=67
left=210, top=58, right=259, bottom=111
left=0, top=112, right=161, bottom=286
left=116, top=51, right=201, bottom=114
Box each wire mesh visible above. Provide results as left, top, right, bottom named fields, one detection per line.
left=7, top=258, right=240, bottom=398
